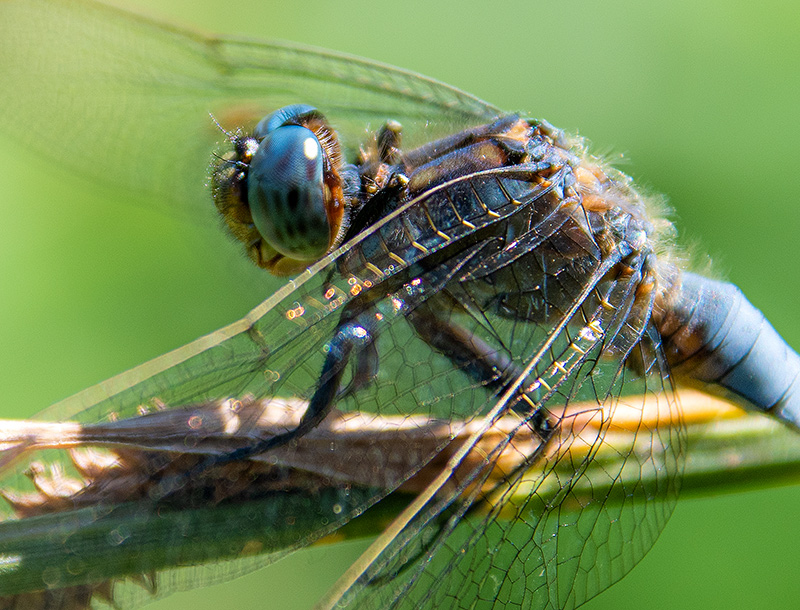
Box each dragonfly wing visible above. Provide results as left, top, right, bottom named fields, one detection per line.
left=322, top=248, right=684, bottom=609
left=0, top=0, right=499, bottom=218
left=0, top=4, right=687, bottom=603
left=0, top=166, right=575, bottom=607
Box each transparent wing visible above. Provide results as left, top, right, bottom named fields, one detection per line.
left=0, top=159, right=685, bottom=608
left=0, top=2, right=686, bottom=608
left=0, top=0, right=498, bottom=221
left=324, top=253, right=684, bottom=610
left=0, top=164, right=589, bottom=607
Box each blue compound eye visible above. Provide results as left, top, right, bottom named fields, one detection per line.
left=247, top=124, right=330, bottom=261
left=254, top=103, right=318, bottom=138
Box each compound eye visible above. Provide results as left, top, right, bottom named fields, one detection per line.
left=254, top=103, right=318, bottom=138
left=247, top=124, right=329, bottom=261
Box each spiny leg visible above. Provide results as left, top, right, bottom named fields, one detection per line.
left=405, top=300, right=555, bottom=438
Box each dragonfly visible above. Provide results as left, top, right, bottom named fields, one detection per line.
left=0, top=1, right=799, bottom=610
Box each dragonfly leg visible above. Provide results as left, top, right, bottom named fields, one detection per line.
left=244, top=295, right=551, bottom=460
left=204, top=308, right=377, bottom=464
left=284, top=314, right=377, bottom=437
left=405, top=300, right=554, bottom=436
left=376, top=119, right=403, bottom=164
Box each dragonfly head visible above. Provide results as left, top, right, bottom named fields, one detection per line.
left=211, top=104, right=353, bottom=276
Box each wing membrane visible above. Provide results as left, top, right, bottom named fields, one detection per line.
left=324, top=250, right=683, bottom=610
left=0, top=2, right=686, bottom=608
left=0, top=0, right=498, bottom=219
left=0, top=152, right=685, bottom=608
left=0, top=163, right=585, bottom=607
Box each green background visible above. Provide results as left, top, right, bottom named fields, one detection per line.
left=0, top=0, right=798, bottom=608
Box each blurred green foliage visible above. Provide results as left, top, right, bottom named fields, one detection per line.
left=0, top=0, right=797, bottom=608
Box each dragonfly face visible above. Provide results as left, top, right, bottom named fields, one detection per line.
left=0, top=2, right=799, bottom=610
